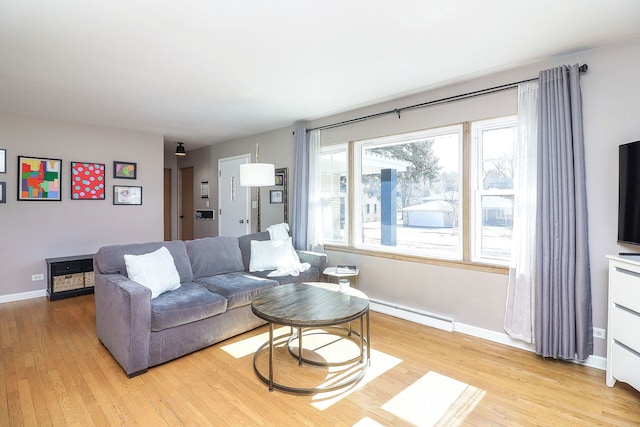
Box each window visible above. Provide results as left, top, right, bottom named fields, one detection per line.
left=471, top=117, right=517, bottom=264
left=354, top=125, right=463, bottom=259
left=320, top=145, right=348, bottom=245
left=319, top=116, right=519, bottom=267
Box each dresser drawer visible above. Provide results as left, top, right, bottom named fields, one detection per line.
left=611, top=342, right=640, bottom=392
left=611, top=267, right=640, bottom=313
left=612, top=305, right=640, bottom=353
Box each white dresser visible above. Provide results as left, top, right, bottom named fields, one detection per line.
left=606, top=255, right=640, bottom=392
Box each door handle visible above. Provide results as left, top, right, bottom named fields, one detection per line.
left=239, top=219, right=244, bottom=224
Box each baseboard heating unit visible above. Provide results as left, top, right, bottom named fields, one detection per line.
left=369, top=298, right=454, bottom=332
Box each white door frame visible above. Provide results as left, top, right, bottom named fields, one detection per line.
left=218, top=154, right=251, bottom=236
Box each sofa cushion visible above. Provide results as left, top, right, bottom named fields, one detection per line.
left=186, top=236, right=244, bottom=279
left=250, top=266, right=320, bottom=285
left=95, top=240, right=194, bottom=283
left=150, top=282, right=227, bottom=332
left=124, top=247, right=181, bottom=299
left=196, top=272, right=278, bottom=309
left=238, top=231, right=270, bottom=271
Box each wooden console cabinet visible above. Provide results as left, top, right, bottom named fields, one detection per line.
left=46, top=254, right=95, bottom=301
left=606, top=255, right=640, bottom=392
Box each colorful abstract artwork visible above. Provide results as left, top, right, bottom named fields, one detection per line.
left=113, top=161, right=137, bottom=179
left=71, top=162, right=105, bottom=200
left=18, top=156, right=62, bottom=201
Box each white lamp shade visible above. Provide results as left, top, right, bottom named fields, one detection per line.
left=239, top=163, right=275, bottom=186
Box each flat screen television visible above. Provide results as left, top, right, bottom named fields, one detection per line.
left=618, top=140, right=640, bottom=245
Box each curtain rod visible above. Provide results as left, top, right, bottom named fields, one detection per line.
left=304, top=64, right=588, bottom=132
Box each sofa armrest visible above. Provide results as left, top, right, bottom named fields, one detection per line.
left=296, top=250, right=327, bottom=271
left=94, top=272, right=151, bottom=377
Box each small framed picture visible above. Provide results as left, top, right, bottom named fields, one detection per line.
left=113, top=161, right=137, bottom=179
left=0, top=181, right=6, bottom=203
left=113, top=185, right=142, bottom=205
left=0, top=149, right=6, bottom=173
left=274, top=172, right=284, bottom=186
left=18, top=156, right=62, bottom=201
left=270, top=189, right=283, bottom=204
left=200, top=181, right=209, bottom=199
left=71, top=162, right=105, bottom=200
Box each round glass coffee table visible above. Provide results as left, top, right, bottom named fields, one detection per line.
left=251, top=282, right=370, bottom=394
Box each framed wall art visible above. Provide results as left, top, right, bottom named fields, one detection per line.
left=18, top=156, right=62, bottom=201
left=201, top=181, right=209, bottom=199
left=274, top=171, right=284, bottom=186
left=0, top=149, right=6, bottom=173
left=71, top=162, right=105, bottom=200
left=113, top=185, right=142, bottom=205
left=270, top=190, right=283, bottom=204
left=113, top=161, right=137, bottom=179
left=0, top=181, right=6, bottom=203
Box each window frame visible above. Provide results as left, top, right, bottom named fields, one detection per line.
left=319, top=117, right=518, bottom=273
left=470, top=116, right=518, bottom=265
left=353, top=125, right=464, bottom=259
left=319, top=144, right=349, bottom=246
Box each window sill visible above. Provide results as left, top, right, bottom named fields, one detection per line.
left=323, top=244, right=509, bottom=275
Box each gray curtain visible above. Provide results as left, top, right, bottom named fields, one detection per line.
left=292, top=127, right=309, bottom=250
left=535, top=64, right=593, bottom=360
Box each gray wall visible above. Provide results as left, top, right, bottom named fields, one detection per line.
left=207, top=127, right=296, bottom=235
left=0, top=112, right=164, bottom=299
left=203, top=38, right=640, bottom=358
left=3, top=37, right=638, bottom=360
left=310, top=38, right=640, bottom=358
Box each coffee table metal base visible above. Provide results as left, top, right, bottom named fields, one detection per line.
left=253, top=313, right=370, bottom=394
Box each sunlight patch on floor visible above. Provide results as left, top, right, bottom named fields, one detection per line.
left=310, top=348, right=402, bottom=411
left=353, top=417, right=385, bottom=426
left=381, top=371, right=485, bottom=426
left=220, top=327, right=290, bottom=359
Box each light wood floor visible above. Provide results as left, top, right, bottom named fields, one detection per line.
left=1, top=294, right=639, bottom=426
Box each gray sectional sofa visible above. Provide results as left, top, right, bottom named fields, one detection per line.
left=93, top=231, right=326, bottom=377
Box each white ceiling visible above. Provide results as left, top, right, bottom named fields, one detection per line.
left=1, top=1, right=640, bottom=152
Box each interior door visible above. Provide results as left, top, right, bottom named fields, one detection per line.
left=164, top=168, right=172, bottom=241
left=180, top=166, right=194, bottom=240
left=218, top=155, right=250, bottom=237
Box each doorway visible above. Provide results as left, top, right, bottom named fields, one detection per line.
left=180, top=166, right=194, bottom=240
left=218, top=154, right=250, bottom=237
left=164, top=168, right=172, bottom=241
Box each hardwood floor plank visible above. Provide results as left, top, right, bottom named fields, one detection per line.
left=17, top=378, right=39, bottom=426
left=1, top=294, right=639, bottom=426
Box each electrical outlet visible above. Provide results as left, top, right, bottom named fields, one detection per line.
left=593, top=328, right=606, bottom=339
left=31, top=273, right=44, bottom=281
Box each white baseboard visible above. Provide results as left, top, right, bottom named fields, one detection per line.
left=454, top=322, right=606, bottom=371
left=370, top=302, right=607, bottom=371
left=0, top=289, right=47, bottom=304
left=370, top=299, right=454, bottom=332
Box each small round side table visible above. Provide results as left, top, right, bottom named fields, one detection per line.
left=323, top=266, right=360, bottom=289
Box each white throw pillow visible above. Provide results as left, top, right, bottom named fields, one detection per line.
left=124, top=246, right=181, bottom=299
left=249, top=237, right=300, bottom=272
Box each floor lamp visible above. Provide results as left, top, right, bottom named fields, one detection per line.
left=239, top=144, right=275, bottom=232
